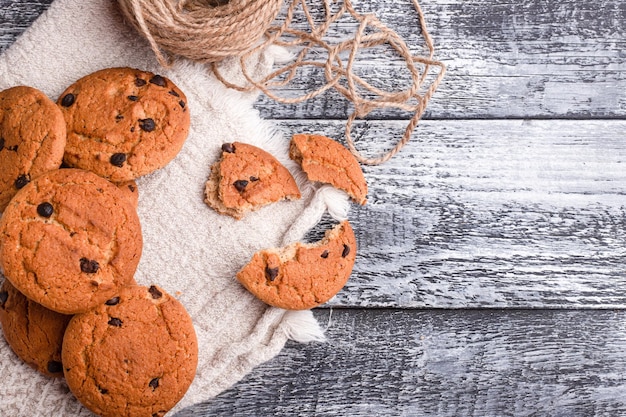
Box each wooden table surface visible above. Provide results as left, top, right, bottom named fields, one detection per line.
left=2, top=0, right=626, bottom=416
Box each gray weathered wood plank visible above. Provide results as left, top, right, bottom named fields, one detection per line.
left=284, top=118, right=626, bottom=308
left=254, top=0, right=626, bottom=119
left=0, top=0, right=54, bottom=48
left=176, top=308, right=626, bottom=417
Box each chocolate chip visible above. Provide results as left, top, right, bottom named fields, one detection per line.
left=98, top=386, right=109, bottom=395
left=179, top=100, right=186, bottom=109
left=110, top=153, right=127, bottom=167
left=80, top=258, right=99, bottom=274
left=265, top=266, right=279, bottom=282
left=321, top=250, right=329, bottom=259
left=341, top=244, right=351, bottom=258
left=105, top=297, right=120, bottom=306
left=249, top=176, right=259, bottom=182
left=148, top=285, right=162, bottom=299
left=221, top=143, right=235, bottom=153
left=149, top=377, right=160, bottom=390
left=47, top=361, right=63, bottom=374
left=127, top=95, right=139, bottom=101
left=15, top=174, right=30, bottom=189
left=0, top=291, right=8, bottom=307
left=139, top=118, right=156, bottom=132
left=60, top=93, right=75, bottom=107
left=0, top=137, right=4, bottom=151
left=130, top=127, right=135, bottom=133
left=36, top=202, right=54, bottom=218
left=128, top=184, right=136, bottom=192
left=108, top=317, right=123, bottom=327
left=233, top=180, right=248, bottom=192
left=149, top=75, right=167, bottom=87
left=115, top=114, right=124, bottom=121
left=7, top=145, right=18, bottom=152
left=135, top=77, right=147, bottom=87
left=168, top=90, right=180, bottom=97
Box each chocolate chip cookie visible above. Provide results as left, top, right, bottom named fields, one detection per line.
left=204, top=142, right=301, bottom=219
left=236, top=220, right=357, bottom=310
left=0, top=85, right=66, bottom=212
left=290, top=134, right=367, bottom=205
left=57, top=67, right=190, bottom=182
left=0, top=279, right=72, bottom=377
left=62, top=285, right=198, bottom=417
left=0, top=168, right=143, bottom=314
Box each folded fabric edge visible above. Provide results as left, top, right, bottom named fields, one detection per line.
left=318, top=184, right=351, bottom=221
left=280, top=309, right=327, bottom=343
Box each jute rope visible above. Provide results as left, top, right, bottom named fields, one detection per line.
left=117, top=0, right=446, bottom=165
left=117, top=0, right=284, bottom=64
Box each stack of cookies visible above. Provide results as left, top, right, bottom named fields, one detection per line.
left=0, top=67, right=197, bottom=417
left=204, top=134, right=368, bottom=311
left=0, top=63, right=368, bottom=414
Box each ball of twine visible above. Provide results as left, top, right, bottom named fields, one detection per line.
left=116, top=0, right=284, bottom=65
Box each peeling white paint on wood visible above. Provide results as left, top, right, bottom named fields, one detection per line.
left=256, top=0, right=626, bottom=119
left=283, top=119, right=626, bottom=308
left=179, top=309, right=626, bottom=417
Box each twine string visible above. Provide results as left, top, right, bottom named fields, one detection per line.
left=117, top=0, right=446, bottom=165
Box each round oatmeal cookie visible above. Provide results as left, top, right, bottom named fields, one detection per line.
left=0, top=168, right=143, bottom=314
left=236, top=220, right=357, bottom=310
left=0, top=279, right=72, bottom=377
left=57, top=67, right=190, bottom=182
left=204, top=142, right=301, bottom=219
left=0, top=85, right=66, bottom=212
left=62, top=285, right=198, bottom=417
left=290, top=133, right=367, bottom=205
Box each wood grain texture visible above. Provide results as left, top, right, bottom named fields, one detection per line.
left=288, top=119, right=626, bottom=308
left=0, top=0, right=54, bottom=50
left=256, top=0, right=626, bottom=119
left=177, top=308, right=626, bottom=417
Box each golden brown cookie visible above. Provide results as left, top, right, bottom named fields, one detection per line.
left=0, top=279, right=72, bottom=377
left=290, top=134, right=367, bottom=205
left=0, top=86, right=66, bottom=212
left=236, top=220, right=356, bottom=310
left=62, top=285, right=198, bottom=417
left=0, top=168, right=143, bottom=314
left=57, top=67, right=190, bottom=182
left=204, top=142, right=301, bottom=219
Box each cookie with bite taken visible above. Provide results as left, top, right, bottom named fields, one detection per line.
left=236, top=220, right=356, bottom=310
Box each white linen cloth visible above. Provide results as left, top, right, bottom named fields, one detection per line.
left=0, top=0, right=349, bottom=414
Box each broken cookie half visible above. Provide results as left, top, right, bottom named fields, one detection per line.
left=204, top=142, right=301, bottom=220
left=236, top=220, right=356, bottom=310
left=289, top=133, right=367, bottom=205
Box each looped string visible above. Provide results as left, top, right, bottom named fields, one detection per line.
left=212, top=0, right=446, bottom=165
left=117, top=0, right=445, bottom=165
